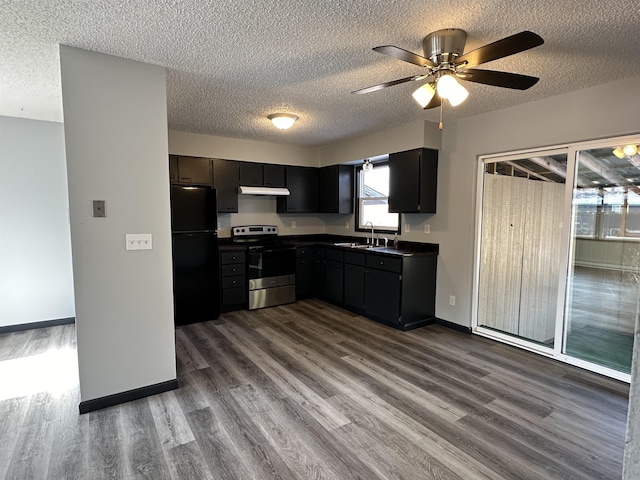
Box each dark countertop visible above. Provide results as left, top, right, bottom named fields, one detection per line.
left=309, top=242, right=437, bottom=257
left=218, top=234, right=438, bottom=257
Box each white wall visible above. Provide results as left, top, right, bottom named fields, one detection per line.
left=319, top=119, right=441, bottom=166
left=169, top=130, right=319, bottom=166
left=59, top=46, right=176, bottom=402
left=0, top=116, right=75, bottom=327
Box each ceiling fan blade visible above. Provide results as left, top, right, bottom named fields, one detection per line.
left=454, top=31, right=544, bottom=68
left=373, top=45, right=437, bottom=68
left=351, top=75, right=424, bottom=94
left=460, top=69, right=539, bottom=90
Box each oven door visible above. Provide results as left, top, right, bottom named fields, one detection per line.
left=248, top=246, right=296, bottom=279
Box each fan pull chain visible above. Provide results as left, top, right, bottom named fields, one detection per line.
left=439, top=100, right=443, bottom=130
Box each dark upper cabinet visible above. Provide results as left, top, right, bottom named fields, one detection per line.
left=169, top=155, right=179, bottom=183
left=277, top=166, right=318, bottom=213
left=388, top=148, right=438, bottom=214
left=238, top=162, right=286, bottom=188
left=170, top=155, right=212, bottom=186
left=213, top=159, right=239, bottom=213
left=318, top=165, right=354, bottom=214
left=263, top=164, right=286, bottom=187
left=238, top=162, right=263, bottom=186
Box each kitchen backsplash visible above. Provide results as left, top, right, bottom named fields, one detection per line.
left=221, top=195, right=439, bottom=244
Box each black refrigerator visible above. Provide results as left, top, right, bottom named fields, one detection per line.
left=170, top=185, right=220, bottom=326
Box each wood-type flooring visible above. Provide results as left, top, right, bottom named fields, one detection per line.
left=0, top=299, right=631, bottom=479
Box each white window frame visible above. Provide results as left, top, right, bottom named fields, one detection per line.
left=355, top=163, right=400, bottom=234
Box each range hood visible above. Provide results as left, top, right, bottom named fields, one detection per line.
left=239, top=185, right=290, bottom=196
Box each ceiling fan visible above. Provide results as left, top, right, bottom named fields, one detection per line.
left=352, top=29, right=544, bottom=109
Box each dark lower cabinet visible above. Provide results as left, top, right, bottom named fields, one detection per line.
left=296, top=258, right=313, bottom=298
left=328, top=250, right=437, bottom=330
left=292, top=244, right=436, bottom=330
left=325, top=260, right=344, bottom=303
left=296, top=246, right=313, bottom=299
left=220, top=250, right=247, bottom=312
left=312, top=247, right=326, bottom=297
left=364, top=268, right=401, bottom=325
left=344, top=263, right=365, bottom=310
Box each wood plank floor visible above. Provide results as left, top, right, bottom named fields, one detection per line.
left=0, top=299, right=631, bottom=479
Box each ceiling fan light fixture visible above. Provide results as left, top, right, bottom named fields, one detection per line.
left=362, top=158, right=373, bottom=173
left=623, top=144, right=638, bottom=157
left=412, top=83, right=436, bottom=108
left=268, top=113, right=298, bottom=130
left=435, top=73, right=459, bottom=100
left=447, top=82, right=469, bottom=106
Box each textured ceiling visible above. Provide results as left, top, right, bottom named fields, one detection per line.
left=2, top=0, right=640, bottom=146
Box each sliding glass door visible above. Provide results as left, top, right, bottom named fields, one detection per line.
left=474, top=136, right=640, bottom=380
left=476, top=150, right=567, bottom=352
left=564, top=146, right=639, bottom=374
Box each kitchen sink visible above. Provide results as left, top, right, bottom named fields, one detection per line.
left=333, top=242, right=373, bottom=249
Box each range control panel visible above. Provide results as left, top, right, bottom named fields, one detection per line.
left=232, top=225, right=278, bottom=237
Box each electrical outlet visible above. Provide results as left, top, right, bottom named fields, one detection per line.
left=424, top=224, right=430, bottom=234
left=126, top=234, right=152, bottom=251
left=291, top=220, right=296, bottom=229
left=404, top=223, right=410, bottom=233
left=449, top=295, right=456, bottom=306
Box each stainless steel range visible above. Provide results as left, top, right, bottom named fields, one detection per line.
left=231, top=225, right=296, bottom=310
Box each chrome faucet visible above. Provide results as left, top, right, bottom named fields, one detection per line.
left=364, top=221, right=375, bottom=245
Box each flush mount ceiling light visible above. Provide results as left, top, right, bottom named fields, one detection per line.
left=268, top=113, right=298, bottom=130
left=362, top=158, right=373, bottom=173
left=613, top=145, right=639, bottom=158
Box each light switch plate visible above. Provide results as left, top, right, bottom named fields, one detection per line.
left=126, top=233, right=152, bottom=250
left=92, top=200, right=106, bottom=217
